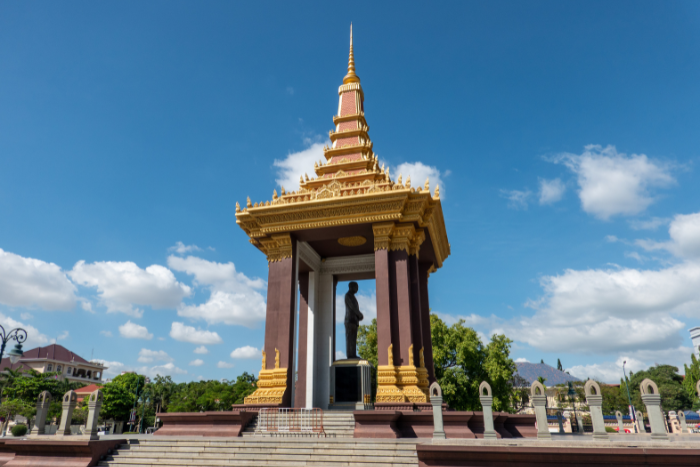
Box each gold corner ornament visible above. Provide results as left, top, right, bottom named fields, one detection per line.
left=244, top=348, right=288, bottom=405
left=376, top=343, right=429, bottom=403
left=338, top=236, right=367, bottom=247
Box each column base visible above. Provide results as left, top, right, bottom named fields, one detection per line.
left=376, top=365, right=406, bottom=403
left=244, top=368, right=288, bottom=405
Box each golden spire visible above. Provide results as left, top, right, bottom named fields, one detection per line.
left=343, top=23, right=360, bottom=84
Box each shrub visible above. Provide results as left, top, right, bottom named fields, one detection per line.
left=122, top=431, right=140, bottom=434
left=11, top=424, right=28, bottom=437
left=605, top=426, right=618, bottom=433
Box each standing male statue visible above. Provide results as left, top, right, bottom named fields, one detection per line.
left=344, top=281, right=364, bottom=359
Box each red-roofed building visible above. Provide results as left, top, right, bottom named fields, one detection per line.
left=75, top=383, right=103, bottom=402
left=0, top=344, right=107, bottom=383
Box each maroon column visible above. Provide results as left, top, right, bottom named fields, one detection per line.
left=333, top=276, right=338, bottom=362
left=391, top=249, right=413, bottom=366
left=419, top=262, right=436, bottom=383
left=408, top=254, right=423, bottom=364
left=295, top=272, right=309, bottom=408
left=375, top=247, right=393, bottom=366
left=263, top=240, right=297, bottom=407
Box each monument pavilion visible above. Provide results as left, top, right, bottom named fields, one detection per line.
left=236, top=28, right=450, bottom=409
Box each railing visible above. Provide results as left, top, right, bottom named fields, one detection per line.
left=256, top=408, right=325, bottom=437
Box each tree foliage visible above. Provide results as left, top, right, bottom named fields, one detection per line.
left=626, top=365, right=692, bottom=412
left=357, top=313, right=517, bottom=412
left=683, top=354, right=700, bottom=410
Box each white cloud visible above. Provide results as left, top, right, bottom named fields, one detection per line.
left=169, top=322, right=222, bottom=345
left=551, top=145, right=674, bottom=220
left=500, top=189, right=531, bottom=209
left=70, top=260, right=191, bottom=317
left=92, top=359, right=186, bottom=379
left=190, top=359, right=204, bottom=367
left=538, top=178, right=566, bottom=205
left=194, top=346, right=209, bottom=355
left=119, top=320, right=153, bottom=340
left=57, top=331, right=69, bottom=341
left=80, top=301, right=95, bottom=314
left=515, top=358, right=530, bottom=363
left=217, top=361, right=234, bottom=369
left=91, top=359, right=127, bottom=377
left=437, top=312, right=491, bottom=328
left=628, top=217, right=669, bottom=231
left=335, top=291, right=377, bottom=324
left=230, top=346, right=259, bottom=359
left=138, top=349, right=173, bottom=363
left=273, top=142, right=326, bottom=191
left=336, top=350, right=347, bottom=360
left=392, top=162, right=446, bottom=198
left=567, top=347, right=693, bottom=383
left=168, top=256, right=266, bottom=328
left=100, top=331, right=113, bottom=338
left=20, top=312, right=32, bottom=320
left=0, top=248, right=77, bottom=311
left=0, top=312, right=49, bottom=348
left=169, top=242, right=202, bottom=255
left=146, top=362, right=187, bottom=377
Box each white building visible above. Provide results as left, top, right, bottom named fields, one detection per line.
left=0, top=343, right=107, bottom=383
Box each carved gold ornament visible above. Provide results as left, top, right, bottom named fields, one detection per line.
left=338, top=236, right=367, bottom=247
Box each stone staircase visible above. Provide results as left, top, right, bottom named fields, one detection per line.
left=241, top=411, right=355, bottom=438
left=97, top=437, right=420, bottom=467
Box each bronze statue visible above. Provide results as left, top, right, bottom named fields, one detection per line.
left=344, top=281, right=364, bottom=359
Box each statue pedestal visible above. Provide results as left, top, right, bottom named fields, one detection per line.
left=330, top=358, right=373, bottom=410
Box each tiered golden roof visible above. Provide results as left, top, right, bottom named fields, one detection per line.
left=236, top=28, right=450, bottom=269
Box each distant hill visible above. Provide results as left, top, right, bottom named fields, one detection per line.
left=515, top=362, right=581, bottom=386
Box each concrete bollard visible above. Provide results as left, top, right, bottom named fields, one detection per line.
left=584, top=380, right=608, bottom=440
left=678, top=411, right=688, bottom=434
left=556, top=412, right=564, bottom=434
left=640, top=379, right=668, bottom=440
left=615, top=410, right=624, bottom=434
left=430, top=382, right=445, bottom=439
left=30, top=391, right=52, bottom=436
left=57, top=390, right=78, bottom=436
left=635, top=410, right=645, bottom=434
left=531, top=381, right=551, bottom=439
left=84, top=389, right=104, bottom=440
left=478, top=381, right=497, bottom=439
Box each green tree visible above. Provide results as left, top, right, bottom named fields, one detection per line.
left=600, top=383, right=629, bottom=414
left=557, top=359, right=563, bottom=372
left=683, top=354, right=700, bottom=409
left=357, top=313, right=517, bottom=412
left=0, top=399, right=30, bottom=434
left=627, top=365, right=692, bottom=412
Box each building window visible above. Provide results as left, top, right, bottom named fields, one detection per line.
left=57, top=365, right=62, bottom=373
left=47, top=364, right=53, bottom=372
left=67, top=367, right=72, bottom=375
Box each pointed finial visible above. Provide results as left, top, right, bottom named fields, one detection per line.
left=281, top=186, right=286, bottom=195
left=235, top=201, right=241, bottom=212
left=398, top=174, right=402, bottom=185
left=406, top=176, right=411, bottom=188
left=343, top=24, right=360, bottom=84
left=299, top=175, right=303, bottom=184
left=273, top=189, right=278, bottom=200
left=425, top=178, right=430, bottom=191
left=435, top=185, right=440, bottom=198
left=246, top=197, right=252, bottom=208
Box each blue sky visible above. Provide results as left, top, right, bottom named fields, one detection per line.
left=1, top=1, right=700, bottom=383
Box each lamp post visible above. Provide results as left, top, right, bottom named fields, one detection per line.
left=0, top=325, right=27, bottom=364
left=622, top=360, right=637, bottom=433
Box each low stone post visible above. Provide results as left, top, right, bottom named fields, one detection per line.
left=531, top=381, right=551, bottom=439
left=678, top=411, right=688, bottom=433
left=430, top=382, right=445, bottom=439
left=556, top=412, right=564, bottom=434
left=84, top=389, right=103, bottom=440
left=635, top=410, right=645, bottom=434
left=478, top=381, right=497, bottom=439
left=584, top=380, right=608, bottom=439
left=57, top=390, right=78, bottom=436
left=30, top=391, right=52, bottom=435
left=640, top=379, right=668, bottom=440
left=615, top=410, right=624, bottom=433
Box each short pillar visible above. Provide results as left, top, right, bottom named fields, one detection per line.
left=640, top=379, right=668, bottom=440
left=30, top=391, right=52, bottom=435
left=556, top=412, right=564, bottom=434
left=615, top=410, right=624, bottom=434
left=478, top=381, right=497, bottom=439
left=584, top=380, right=608, bottom=439
left=635, top=410, right=645, bottom=434
left=679, top=411, right=688, bottom=433
left=84, top=389, right=103, bottom=440
left=57, top=390, right=78, bottom=436
left=430, top=382, right=445, bottom=439
left=531, top=381, right=551, bottom=439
